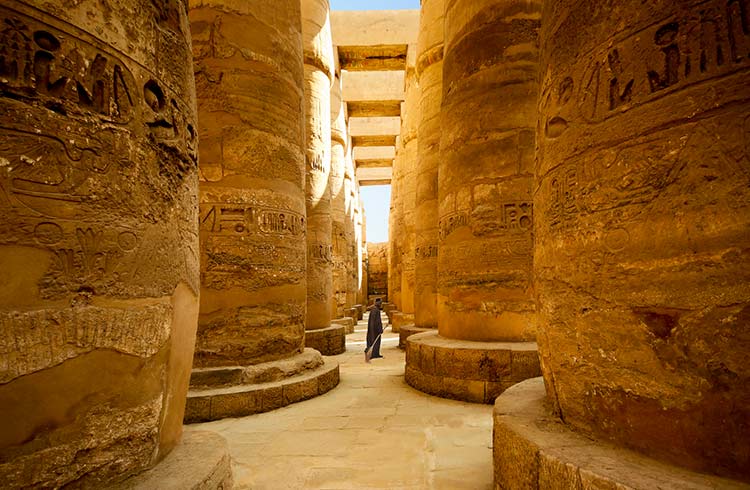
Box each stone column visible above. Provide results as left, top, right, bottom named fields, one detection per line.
left=388, top=138, right=403, bottom=309
left=400, top=59, right=420, bottom=318
left=528, top=0, right=750, bottom=482
left=185, top=0, right=339, bottom=423
left=302, top=0, right=334, bottom=327
left=344, top=146, right=359, bottom=311
left=405, top=0, right=542, bottom=404
left=0, top=0, right=222, bottom=486
left=414, top=0, right=443, bottom=329
left=330, top=67, right=348, bottom=319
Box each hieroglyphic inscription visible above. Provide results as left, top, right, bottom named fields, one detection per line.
left=439, top=212, right=468, bottom=240
left=416, top=245, right=438, bottom=259
left=0, top=303, right=172, bottom=383
left=308, top=243, right=333, bottom=263
left=200, top=203, right=305, bottom=236
left=542, top=0, right=750, bottom=135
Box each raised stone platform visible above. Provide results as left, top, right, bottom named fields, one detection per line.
left=391, top=312, right=414, bottom=334
left=305, top=324, right=347, bottom=354
left=185, top=349, right=339, bottom=423
left=331, top=316, right=356, bottom=334
left=399, top=324, right=432, bottom=349
left=493, top=378, right=750, bottom=489
left=114, top=431, right=233, bottom=489
left=405, top=331, right=540, bottom=404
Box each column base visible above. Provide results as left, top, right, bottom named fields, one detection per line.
left=405, top=331, right=540, bottom=404
left=185, top=349, right=339, bottom=423
left=352, top=304, right=364, bottom=320
left=331, top=317, right=356, bottom=334
left=399, top=324, right=433, bottom=349
left=305, top=324, right=347, bottom=354
left=391, top=312, right=414, bottom=334
left=113, top=431, right=232, bottom=489
left=493, top=378, right=748, bottom=489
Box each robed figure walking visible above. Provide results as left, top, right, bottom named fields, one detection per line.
left=365, top=298, right=384, bottom=359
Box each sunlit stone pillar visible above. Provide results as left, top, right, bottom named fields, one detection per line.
left=330, top=67, right=348, bottom=319
left=302, top=0, right=345, bottom=355
left=0, top=0, right=220, bottom=486
left=388, top=138, right=403, bottom=308
left=516, top=0, right=750, bottom=483
left=185, top=0, right=338, bottom=423
left=344, top=147, right=359, bottom=310
left=405, top=0, right=542, bottom=403
left=414, top=0, right=443, bottom=329
left=400, top=58, right=420, bottom=317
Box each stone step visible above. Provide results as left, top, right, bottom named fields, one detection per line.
left=185, top=357, right=339, bottom=423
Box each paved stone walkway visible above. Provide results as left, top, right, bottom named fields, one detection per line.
left=190, top=312, right=494, bottom=489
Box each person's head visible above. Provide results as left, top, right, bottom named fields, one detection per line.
left=374, top=298, right=382, bottom=309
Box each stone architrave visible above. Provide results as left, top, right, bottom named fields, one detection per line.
left=406, top=0, right=543, bottom=405
left=400, top=60, right=419, bottom=315
left=185, top=0, right=339, bottom=423
left=535, top=0, right=750, bottom=480
left=0, top=0, right=201, bottom=486
left=330, top=68, right=348, bottom=319
left=302, top=0, right=335, bottom=331
left=438, top=0, right=538, bottom=342
left=414, top=0, right=444, bottom=328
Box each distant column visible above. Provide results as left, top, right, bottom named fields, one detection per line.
left=330, top=66, right=348, bottom=319
left=388, top=138, right=403, bottom=308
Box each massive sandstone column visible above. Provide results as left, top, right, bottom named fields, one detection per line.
left=185, top=0, right=338, bottom=423
left=405, top=0, right=542, bottom=403
left=0, top=0, right=212, bottom=486
left=399, top=61, right=419, bottom=318
left=330, top=67, right=348, bottom=319
left=302, top=0, right=345, bottom=354
left=344, top=147, right=359, bottom=310
left=302, top=0, right=334, bottom=326
left=528, top=0, right=750, bottom=481
left=414, top=0, right=443, bottom=329
left=388, top=139, right=403, bottom=308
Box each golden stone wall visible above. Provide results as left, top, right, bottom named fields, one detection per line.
left=536, top=0, right=750, bottom=479
left=438, top=0, right=539, bottom=342
left=0, top=0, right=199, bottom=485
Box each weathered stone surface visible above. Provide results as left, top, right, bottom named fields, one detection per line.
left=405, top=331, right=540, bottom=404
left=414, top=0, right=443, bottom=330
left=113, top=431, right=233, bottom=490
left=388, top=140, right=404, bottom=309
left=391, top=312, right=415, bottom=334
left=400, top=53, right=419, bottom=315
left=536, top=0, right=750, bottom=480
left=331, top=67, right=349, bottom=319
left=493, top=378, right=750, bottom=490
left=399, top=325, right=434, bottom=349
left=367, top=242, right=389, bottom=299
left=305, top=324, right=347, bottom=355
left=438, top=0, right=540, bottom=342
left=185, top=356, right=340, bottom=423
left=191, top=0, right=306, bottom=367
left=0, top=0, right=199, bottom=487
left=303, top=0, right=335, bottom=331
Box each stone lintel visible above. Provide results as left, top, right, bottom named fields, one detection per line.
left=352, top=134, right=398, bottom=147
left=405, top=331, right=541, bottom=404
left=331, top=10, right=419, bottom=47
left=112, top=431, right=232, bottom=490
left=305, top=324, right=347, bottom=355
left=338, top=44, right=408, bottom=71
left=359, top=179, right=392, bottom=186
left=348, top=116, right=401, bottom=136
left=347, top=100, right=402, bottom=117
left=356, top=159, right=393, bottom=169
left=493, top=378, right=750, bottom=490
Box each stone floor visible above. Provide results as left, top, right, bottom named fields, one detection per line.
left=189, top=312, right=494, bottom=489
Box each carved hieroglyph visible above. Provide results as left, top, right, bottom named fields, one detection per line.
left=0, top=0, right=199, bottom=486
left=190, top=0, right=306, bottom=367
left=438, top=0, right=540, bottom=342
left=302, top=0, right=335, bottom=330
left=400, top=65, right=419, bottom=315
left=331, top=69, right=349, bottom=318
left=536, top=0, right=750, bottom=480
left=414, top=0, right=443, bottom=328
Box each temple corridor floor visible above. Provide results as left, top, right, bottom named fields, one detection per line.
left=189, top=313, right=494, bottom=489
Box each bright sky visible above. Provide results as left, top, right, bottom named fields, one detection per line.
left=331, top=0, right=420, bottom=9
left=360, top=185, right=391, bottom=243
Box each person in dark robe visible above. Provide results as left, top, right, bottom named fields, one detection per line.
left=366, top=298, right=384, bottom=359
